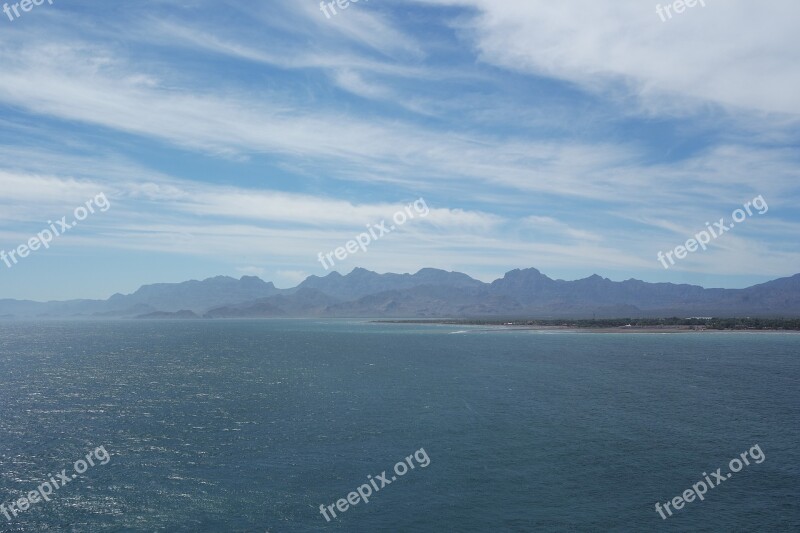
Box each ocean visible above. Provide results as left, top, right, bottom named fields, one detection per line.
left=0, top=320, right=798, bottom=532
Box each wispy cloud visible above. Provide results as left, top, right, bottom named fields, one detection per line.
left=0, top=0, right=797, bottom=299
left=415, top=0, right=800, bottom=115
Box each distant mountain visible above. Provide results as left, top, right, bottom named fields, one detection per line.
left=2, top=268, right=800, bottom=319
left=106, top=275, right=281, bottom=313
left=0, top=297, right=110, bottom=318
left=0, top=275, right=282, bottom=317
left=205, top=289, right=340, bottom=318
left=318, top=284, right=517, bottom=318
left=296, top=267, right=484, bottom=301
left=491, top=268, right=711, bottom=307
left=135, top=310, right=200, bottom=319
left=205, top=269, right=800, bottom=318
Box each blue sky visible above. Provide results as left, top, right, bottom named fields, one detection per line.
left=0, top=0, right=798, bottom=300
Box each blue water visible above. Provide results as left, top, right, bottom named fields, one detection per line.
left=0, top=320, right=798, bottom=532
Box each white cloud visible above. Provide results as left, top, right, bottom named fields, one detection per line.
left=275, top=270, right=309, bottom=286
left=236, top=266, right=266, bottom=277
left=416, top=0, right=800, bottom=115
left=332, top=69, right=393, bottom=100
left=0, top=0, right=797, bottom=295
left=521, top=216, right=603, bottom=242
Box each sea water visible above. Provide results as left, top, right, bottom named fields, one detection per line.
left=0, top=320, right=798, bottom=531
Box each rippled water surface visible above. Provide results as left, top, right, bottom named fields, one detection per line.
left=0, top=320, right=798, bottom=531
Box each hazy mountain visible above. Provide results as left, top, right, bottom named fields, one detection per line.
left=297, top=267, right=485, bottom=301
left=135, top=310, right=200, bottom=319
left=205, top=289, right=340, bottom=318
left=2, top=268, right=800, bottom=319
left=0, top=298, right=109, bottom=317
left=491, top=268, right=711, bottom=307
left=328, top=285, right=528, bottom=317
left=105, top=275, right=281, bottom=313
left=0, top=275, right=282, bottom=317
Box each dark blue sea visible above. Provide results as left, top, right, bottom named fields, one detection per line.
left=0, top=320, right=798, bottom=532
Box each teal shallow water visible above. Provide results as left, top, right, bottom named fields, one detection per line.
left=0, top=320, right=798, bottom=532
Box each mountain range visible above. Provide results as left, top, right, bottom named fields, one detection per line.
left=2, top=267, right=799, bottom=319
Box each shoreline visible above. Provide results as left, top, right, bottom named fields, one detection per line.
left=373, top=321, right=800, bottom=333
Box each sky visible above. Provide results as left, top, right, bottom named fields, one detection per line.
left=0, top=0, right=798, bottom=301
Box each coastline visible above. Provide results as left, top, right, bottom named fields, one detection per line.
left=373, top=320, right=800, bottom=333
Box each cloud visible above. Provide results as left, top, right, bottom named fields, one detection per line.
left=0, top=36, right=645, bottom=201
left=236, top=266, right=266, bottom=277
left=0, top=0, right=797, bottom=299
left=332, top=69, right=394, bottom=100
left=520, top=216, right=603, bottom=242
left=288, top=0, right=424, bottom=59
left=275, top=270, right=309, bottom=286
left=415, top=0, right=800, bottom=115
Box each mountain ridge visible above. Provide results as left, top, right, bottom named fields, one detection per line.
left=2, top=268, right=799, bottom=318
